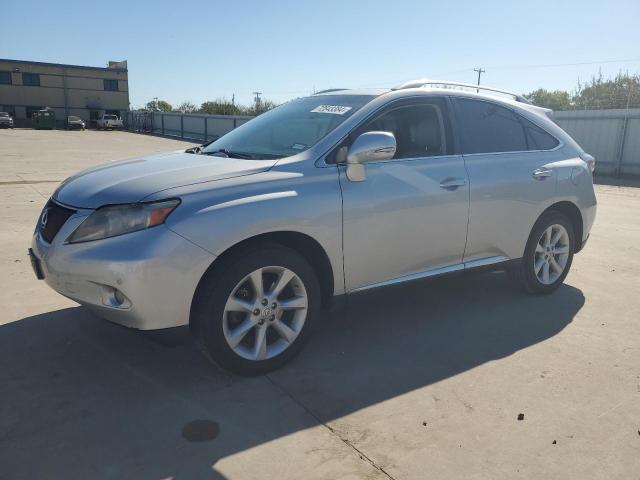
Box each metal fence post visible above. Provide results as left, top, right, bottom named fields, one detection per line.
left=204, top=116, right=208, bottom=141
left=615, top=116, right=629, bottom=179
left=161, top=114, right=165, bottom=136
left=180, top=115, right=184, bottom=139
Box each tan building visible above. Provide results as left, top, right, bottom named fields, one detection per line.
left=0, top=59, right=129, bottom=127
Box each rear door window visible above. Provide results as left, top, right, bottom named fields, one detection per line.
left=454, top=98, right=527, bottom=154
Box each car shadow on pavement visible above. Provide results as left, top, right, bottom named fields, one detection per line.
left=0, top=271, right=584, bottom=480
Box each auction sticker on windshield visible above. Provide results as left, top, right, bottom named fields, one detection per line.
left=311, top=105, right=353, bottom=115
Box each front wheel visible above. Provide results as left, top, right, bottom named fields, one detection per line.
left=508, top=211, right=575, bottom=294
left=191, top=243, right=321, bottom=374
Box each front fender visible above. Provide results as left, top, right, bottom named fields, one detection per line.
left=162, top=166, right=345, bottom=295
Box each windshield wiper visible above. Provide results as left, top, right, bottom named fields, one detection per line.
left=201, top=149, right=254, bottom=159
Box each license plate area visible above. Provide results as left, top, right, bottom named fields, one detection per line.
left=28, top=248, right=45, bottom=280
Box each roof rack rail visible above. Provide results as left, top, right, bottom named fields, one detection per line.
left=313, top=88, right=348, bottom=95
left=393, top=78, right=531, bottom=104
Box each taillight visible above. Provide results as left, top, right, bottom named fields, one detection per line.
left=580, top=152, right=596, bottom=173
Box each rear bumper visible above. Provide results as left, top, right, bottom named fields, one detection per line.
left=31, top=216, right=216, bottom=330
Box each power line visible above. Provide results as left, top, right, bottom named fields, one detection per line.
left=434, top=58, right=640, bottom=77
left=488, top=57, right=640, bottom=70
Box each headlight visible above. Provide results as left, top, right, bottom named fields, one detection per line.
left=67, top=199, right=180, bottom=243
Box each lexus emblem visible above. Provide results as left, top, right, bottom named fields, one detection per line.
left=40, top=208, right=50, bottom=229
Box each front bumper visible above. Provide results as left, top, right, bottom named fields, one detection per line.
left=31, top=210, right=216, bottom=330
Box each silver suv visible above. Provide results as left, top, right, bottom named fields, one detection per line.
left=30, top=80, right=597, bottom=373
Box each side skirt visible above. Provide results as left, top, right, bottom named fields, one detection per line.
left=347, top=255, right=512, bottom=295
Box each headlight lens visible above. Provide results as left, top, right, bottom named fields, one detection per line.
left=67, top=199, right=180, bottom=243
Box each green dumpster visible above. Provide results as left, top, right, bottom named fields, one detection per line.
left=32, top=109, right=56, bottom=130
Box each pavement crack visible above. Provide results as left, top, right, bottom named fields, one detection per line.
left=264, top=374, right=396, bottom=480
left=0, top=180, right=60, bottom=185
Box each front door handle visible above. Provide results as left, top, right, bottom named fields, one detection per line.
left=439, top=178, right=467, bottom=190
left=532, top=168, right=553, bottom=180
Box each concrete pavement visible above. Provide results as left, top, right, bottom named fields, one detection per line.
left=1, top=129, right=638, bottom=479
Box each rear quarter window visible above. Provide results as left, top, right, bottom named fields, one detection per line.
left=520, top=116, right=560, bottom=150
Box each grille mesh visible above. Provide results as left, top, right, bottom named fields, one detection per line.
left=40, top=200, right=76, bottom=243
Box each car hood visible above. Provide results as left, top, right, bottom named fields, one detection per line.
left=53, top=151, right=278, bottom=209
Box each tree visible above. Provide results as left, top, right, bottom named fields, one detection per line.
left=523, top=89, right=572, bottom=111
left=573, top=72, right=640, bottom=110
left=243, top=98, right=277, bottom=116
left=175, top=101, right=197, bottom=113
left=199, top=98, right=242, bottom=115
left=524, top=71, right=640, bottom=111
left=145, top=100, right=172, bottom=112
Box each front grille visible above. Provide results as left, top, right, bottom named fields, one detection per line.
left=40, top=200, right=76, bottom=243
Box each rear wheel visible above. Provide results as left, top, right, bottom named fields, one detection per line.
left=191, top=243, right=321, bottom=374
left=508, top=211, right=575, bottom=294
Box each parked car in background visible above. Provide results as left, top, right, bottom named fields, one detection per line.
left=96, top=114, right=123, bottom=130
left=66, top=116, right=85, bottom=130
left=0, top=112, right=15, bottom=129
left=30, top=80, right=597, bottom=374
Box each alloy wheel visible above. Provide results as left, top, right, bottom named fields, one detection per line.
left=533, top=224, right=570, bottom=285
left=222, top=266, right=308, bottom=361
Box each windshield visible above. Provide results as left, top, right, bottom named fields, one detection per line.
left=201, top=94, right=376, bottom=159
left=0, top=113, right=8, bottom=117
left=104, top=115, right=117, bottom=120
left=68, top=116, right=81, bottom=121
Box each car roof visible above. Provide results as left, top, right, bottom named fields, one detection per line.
left=313, top=81, right=550, bottom=116
left=313, top=88, right=390, bottom=97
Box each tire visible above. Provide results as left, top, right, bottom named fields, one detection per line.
left=507, top=210, right=575, bottom=295
left=191, top=243, right=321, bottom=374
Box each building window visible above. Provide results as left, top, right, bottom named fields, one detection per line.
left=104, top=79, right=119, bottom=91
left=22, top=73, right=40, bottom=86
left=0, top=71, right=11, bottom=85
left=25, top=106, right=44, bottom=118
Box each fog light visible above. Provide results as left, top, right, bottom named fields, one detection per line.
left=101, top=285, right=131, bottom=309
left=114, top=289, right=126, bottom=306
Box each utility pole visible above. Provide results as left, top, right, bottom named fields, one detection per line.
left=252, top=91, right=262, bottom=113
left=473, top=68, right=485, bottom=92
left=153, top=96, right=158, bottom=111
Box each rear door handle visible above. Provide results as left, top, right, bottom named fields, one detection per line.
left=532, top=168, right=553, bottom=180
left=439, top=178, right=467, bottom=190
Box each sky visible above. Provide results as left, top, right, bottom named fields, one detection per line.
left=2, top=0, right=640, bottom=109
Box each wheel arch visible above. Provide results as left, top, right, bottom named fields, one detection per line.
left=537, top=201, right=584, bottom=252
left=190, top=231, right=335, bottom=323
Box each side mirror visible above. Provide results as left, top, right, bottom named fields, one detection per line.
left=346, top=131, right=396, bottom=182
